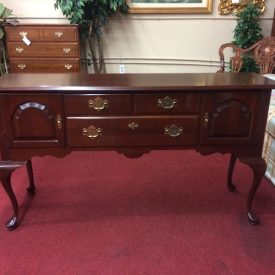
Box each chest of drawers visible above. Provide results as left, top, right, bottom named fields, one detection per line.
left=0, top=73, right=274, bottom=230
left=4, top=24, right=81, bottom=73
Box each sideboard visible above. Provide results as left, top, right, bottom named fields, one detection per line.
left=0, top=72, right=274, bottom=230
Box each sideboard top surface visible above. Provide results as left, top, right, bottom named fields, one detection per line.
left=0, top=73, right=274, bottom=93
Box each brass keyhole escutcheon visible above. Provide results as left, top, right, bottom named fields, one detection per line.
left=203, top=112, right=209, bottom=127
left=83, top=125, right=102, bottom=139
left=56, top=114, right=62, bottom=130
left=157, top=96, right=177, bottom=110
left=128, top=122, right=139, bottom=130
left=88, top=97, right=109, bottom=111
left=164, top=124, right=183, bottom=138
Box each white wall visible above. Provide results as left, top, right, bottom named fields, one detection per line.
left=2, top=0, right=275, bottom=73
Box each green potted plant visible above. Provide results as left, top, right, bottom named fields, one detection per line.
left=54, top=0, right=128, bottom=74
left=0, top=3, right=13, bottom=75
left=0, top=2, right=12, bottom=39
left=232, top=3, right=263, bottom=72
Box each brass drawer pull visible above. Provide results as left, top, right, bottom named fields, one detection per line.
left=55, top=31, right=64, bottom=38
left=17, top=64, right=26, bottom=70
left=88, top=97, right=109, bottom=111
left=83, top=125, right=102, bottom=139
left=19, top=31, right=28, bottom=37
left=165, top=124, right=183, bottom=138
left=128, top=122, right=139, bottom=130
left=203, top=112, right=209, bottom=127
left=63, top=47, right=71, bottom=54
left=16, top=47, right=24, bottom=53
left=158, top=96, right=177, bottom=110
left=56, top=114, right=62, bottom=129
left=64, top=64, right=72, bottom=70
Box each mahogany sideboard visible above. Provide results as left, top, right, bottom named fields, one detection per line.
left=0, top=72, right=274, bottom=230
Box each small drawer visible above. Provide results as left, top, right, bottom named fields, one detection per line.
left=8, top=42, right=79, bottom=57
left=9, top=59, right=80, bottom=73
left=66, top=116, right=199, bottom=147
left=4, top=26, right=41, bottom=41
left=42, top=26, right=78, bottom=41
left=65, top=95, right=132, bottom=115
left=135, top=93, right=200, bottom=114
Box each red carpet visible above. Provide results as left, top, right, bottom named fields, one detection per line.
left=0, top=150, right=275, bottom=274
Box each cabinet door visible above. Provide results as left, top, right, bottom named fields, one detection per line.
left=200, top=92, right=258, bottom=145
left=4, top=94, right=64, bottom=147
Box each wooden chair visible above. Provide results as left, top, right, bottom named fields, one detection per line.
left=272, top=8, right=275, bottom=37
left=217, top=36, right=275, bottom=74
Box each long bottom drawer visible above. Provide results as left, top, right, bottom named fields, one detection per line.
left=9, top=58, right=80, bottom=73
left=66, top=116, right=199, bottom=147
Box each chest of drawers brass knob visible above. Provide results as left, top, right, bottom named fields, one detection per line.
left=18, top=64, right=26, bottom=70
left=64, top=64, right=72, bottom=70
left=16, top=47, right=24, bottom=53
left=19, top=31, right=28, bottom=37
left=63, top=47, right=71, bottom=54
left=158, top=96, right=177, bottom=110
left=165, top=124, right=183, bottom=137
left=55, top=31, right=64, bottom=38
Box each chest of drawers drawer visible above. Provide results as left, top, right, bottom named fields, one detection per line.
left=7, top=42, right=79, bottom=57
left=9, top=59, right=80, bottom=73
left=42, top=27, right=78, bottom=41
left=5, top=26, right=41, bottom=41
left=66, top=116, right=199, bottom=147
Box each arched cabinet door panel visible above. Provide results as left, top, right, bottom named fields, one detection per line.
left=4, top=94, right=64, bottom=147
left=201, top=92, right=258, bottom=145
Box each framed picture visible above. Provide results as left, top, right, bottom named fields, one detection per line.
left=218, top=0, right=265, bottom=15
left=127, top=0, right=212, bottom=14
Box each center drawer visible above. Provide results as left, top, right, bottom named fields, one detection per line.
left=66, top=116, right=199, bottom=147
left=8, top=42, right=79, bottom=57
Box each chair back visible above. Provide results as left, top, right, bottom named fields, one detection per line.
left=218, top=36, right=275, bottom=75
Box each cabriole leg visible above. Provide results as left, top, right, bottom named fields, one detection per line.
left=0, top=161, right=28, bottom=230
left=26, top=160, right=35, bottom=195
left=227, top=154, right=237, bottom=192
left=239, top=157, right=267, bottom=225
